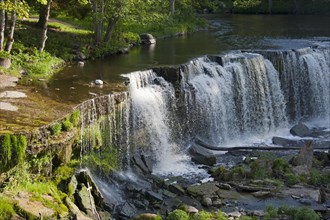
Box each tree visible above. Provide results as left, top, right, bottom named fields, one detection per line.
left=5, top=2, right=16, bottom=52
left=38, top=0, right=52, bottom=52
left=0, top=0, right=29, bottom=52
left=88, top=0, right=135, bottom=44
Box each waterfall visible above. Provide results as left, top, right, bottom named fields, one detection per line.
left=122, top=46, right=329, bottom=174
left=123, top=71, right=195, bottom=175
left=180, top=53, right=288, bottom=146
left=261, top=47, right=330, bottom=122
left=78, top=46, right=329, bottom=175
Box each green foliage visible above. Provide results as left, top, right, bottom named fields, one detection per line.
left=167, top=209, right=189, bottom=220
left=0, top=197, right=16, bottom=220
left=1, top=134, right=12, bottom=169
left=284, top=173, right=300, bottom=186
left=0, top=50, right=11, bottom=59
left=70, top=110, right=81, bottom=127
left=272, top=158, right=290, bottom=177
left=250, top=160, right=270, bottom=179
left=264, top=205, right=278, bottom=220
left=216, top=210, right=228, bottom=220
left=278, top=206, right=320, bottom=220
left=16, top=135, right=27, bottom=165
left=190, top=210, right=214, bottom=220
left=16, top=181, right=69, bottom=216
left=62, top=119, right=73, bottom=132
left=53, top=165, right=74, bottom=185
left=122, top=32, right=141, bottom=45
left=233, top=0, right=261, bottom=9
left=83, top=145, right=120, bottom=173
left=11, top=48, right=64, bottom=81
left=50, top=122, right=62, bottom=135
left=30, top=153, right=52, bottom=176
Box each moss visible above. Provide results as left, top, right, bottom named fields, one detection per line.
left=16, top=135, right=27, bottom=165
left=1, top=134, right=12, bottom=170
left=53, top=165, right=75, bottom=186
left=0, top=197, right=16, bottom=220
left=50, top=122, right=62, bottom=135
left=167, top=209, right=189, bottom=220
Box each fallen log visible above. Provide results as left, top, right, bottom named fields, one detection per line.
left=194, top=138, right=330, bottom=152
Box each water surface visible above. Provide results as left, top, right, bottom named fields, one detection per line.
left=48, top=15, right=330, bottom=102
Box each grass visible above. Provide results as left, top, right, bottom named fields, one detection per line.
left=0, top=197, right=16, bottom=219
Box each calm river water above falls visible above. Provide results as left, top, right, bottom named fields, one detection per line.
left=49, top=14, right=330, bottom=103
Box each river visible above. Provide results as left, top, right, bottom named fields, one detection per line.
left=49, top=14, right=330, bottom=103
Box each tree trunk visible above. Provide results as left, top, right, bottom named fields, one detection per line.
left=268, top=0, right=272, bottom=14
left=104, top=18, right=118, bottom=43
left=37, top=4, right=47, bottom=28
left=170, top=0, right=175, bottom=15
left=39, top=0, right=52, bottom=52
left=5, top=10, right=16, bottom=52
left=0, top=0, right=5, bottom=50
left=89, top=0, right=103, bottom=44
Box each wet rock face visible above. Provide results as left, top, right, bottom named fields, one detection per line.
left=188, top=144, right=217, bottom=166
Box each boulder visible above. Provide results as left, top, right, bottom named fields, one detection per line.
left=76, top=51, right=87, bottom=61
left=145, top=191, right=163, bottom=202
left=95, top=79, right=104, bottom=86
left=188, top=144, right=217, bottom=166
left=75, top=171, right=104, bottom=209
left=201, top=197, right=212, bottom=207
left=74, top=184, right=95, bottom=215
left=140, top=33, right=156, bottom=44
left=217, top=183, right=232, bottom=190
left=65, top=197, right=93, bottom=220
left=186, top=206, right=199, bottom=214
left=119, top=202, right=137, bottom=219
left=187, top=182, right=219, bottom=197
left=168, top=183, right=185, bottom=196
left=251, top=191, right=272, bottom=198
left=0, top=58, right=11, bottom=69
left=290, top=122, right=311, bottom=137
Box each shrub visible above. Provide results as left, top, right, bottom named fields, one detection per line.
left=167, top=209, right=189, bottom=220
left=216, top=210, right=229, bottom=220
left=191, top=211, right=214, bottom=220
left=62, top=120, right=73, bottom=132
left=70, top=110, right=81, bottom=127
left=50, top=122, right=62, bottom=135
left=278, top=206, right=320, bottom=220
left=284, top=173, right=300, bottom=186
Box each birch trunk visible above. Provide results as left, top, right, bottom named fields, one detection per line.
left=0, top=0, right=5, bottom=50
left=5, top=10, right=16, bottom=52
left=39, top=0, right=52, bottom=52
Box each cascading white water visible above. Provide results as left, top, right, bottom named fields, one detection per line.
left=263, top=47, right=330, bottom=123
left=181, top=53, right=288, bottom=146
left=124, top=70, right=205, bottom=175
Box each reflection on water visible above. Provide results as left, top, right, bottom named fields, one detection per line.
left=49, top=14, right=330, bottom=103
